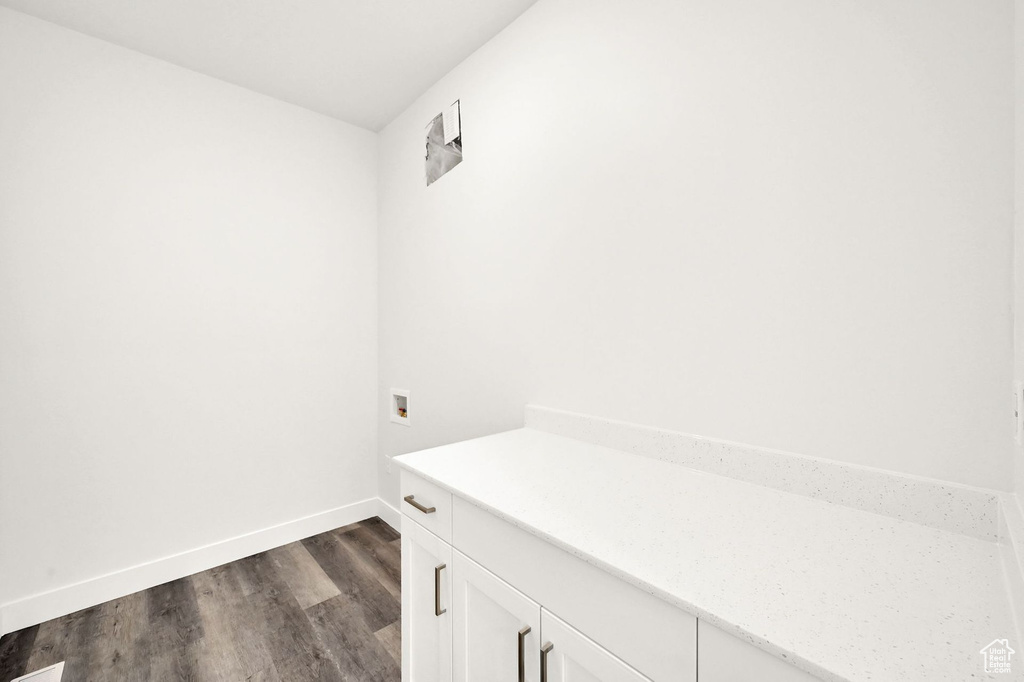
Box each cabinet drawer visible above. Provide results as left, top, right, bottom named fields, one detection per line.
left=453, top=497, right=696, bottom=682
left=401, top=469, right=453, bottom=543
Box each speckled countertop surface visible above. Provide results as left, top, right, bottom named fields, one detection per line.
left=395, top=428, right=1018, bottom=682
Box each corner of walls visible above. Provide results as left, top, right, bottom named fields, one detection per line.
left=375, top=108, right=390, bottom=511
left=376, top=496, right=401, bottom=535
left=370, top=116, right=385, bottom=524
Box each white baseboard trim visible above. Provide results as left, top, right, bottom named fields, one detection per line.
left=376, top=498, right=401, bottom=535
left=0, top=496, right=387, bottom=638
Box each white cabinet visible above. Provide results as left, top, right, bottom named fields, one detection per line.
left=402, top=517, right=453, bottom=682
left=540, top=610, right=651, bottom=682
left=452, top=550, right=542, bottom=682
left=696, top=621, right=820, bottom=682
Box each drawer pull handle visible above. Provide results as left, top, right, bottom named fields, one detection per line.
left=404, top=495, right=436, bottom=514
left=434, top=563, right=446, bottom=616
left=518, top=626, right=531, bottom=682
left=541, top=641, right=553, bottom=682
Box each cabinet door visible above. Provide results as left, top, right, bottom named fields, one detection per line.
left=402, top=518, right=453, bottom=682
left=540, top=610, right=650, bottom=682
left=696, top=621, right=820, bottom=682
left=453, top=550, right=541, bottom=682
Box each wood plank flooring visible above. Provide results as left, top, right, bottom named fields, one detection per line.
left=0, top=517, right=401, bottom=682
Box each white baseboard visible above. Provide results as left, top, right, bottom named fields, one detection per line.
left=0, top=496, right=389, bottom=638
left=376, top=497, right=401, bottom=534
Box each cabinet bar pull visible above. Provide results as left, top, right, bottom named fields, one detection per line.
left=540, top=641, right=553, bottom=682
left=518, top=626, right=531, bottom=682
left=404, top=495, right=436, bottom=514
left=434, top=563, right=446, bottom=616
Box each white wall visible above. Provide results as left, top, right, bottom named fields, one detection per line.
left=378, top=0, right=1015, bottom=503
left=0, top=6, right=378, bottom=627
left=1016, top=0, right=1024, bottom=497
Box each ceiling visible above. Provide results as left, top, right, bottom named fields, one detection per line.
left=0, top=0, right=539, bottom=130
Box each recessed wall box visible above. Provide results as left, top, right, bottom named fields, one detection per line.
left=391, top=388, right=410, bottom=426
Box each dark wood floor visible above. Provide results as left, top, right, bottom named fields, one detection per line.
left=0, top=518, right=401, bottom=682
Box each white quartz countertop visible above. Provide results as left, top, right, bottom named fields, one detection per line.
left=394, top=428, right=1017, bottom=682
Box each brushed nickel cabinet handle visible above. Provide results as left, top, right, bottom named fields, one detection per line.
left=404, top=495, right=436, bottom=514
left=434, top=563, right=446, bottom=616
left=541, top=641, right=553, bottom=682
left=518, top=626, right=531, bottom=682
